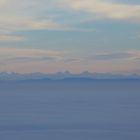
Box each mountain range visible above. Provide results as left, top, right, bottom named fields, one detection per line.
left=0, top=71, right=140, bottom=81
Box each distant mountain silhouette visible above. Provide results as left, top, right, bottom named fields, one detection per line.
left=0, top=71, right=140, bottom=81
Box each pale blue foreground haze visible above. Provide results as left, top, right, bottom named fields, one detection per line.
left=0, top=80, right=140, bottom=140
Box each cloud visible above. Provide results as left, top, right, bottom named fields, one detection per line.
left=58, top=0, right=140, bottom=22
left=0, top=48, right=63, bottom=56
left=0, top=0, right=139, bottom=35
left=6, top=56, right=57, bottom=64
left=64, top=58, right=81, bottom=63
left=0, top=35, right=26, bottom=42
left=89, top=51, right=140, bottom=61
left=0, top=0, right=88, bottom=33
left=0, top=0, right=6, bottom=5
left=128, top=50, right=140, bottom=60
left=0, top=47, right=64, bottom=64
left=131, top=33, right=140, bottom=39
left=0, top=16, right=60, bottom=34
left=93, top=53, right=133, bottom=60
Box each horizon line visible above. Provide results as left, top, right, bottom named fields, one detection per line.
left=0, top=71, right=140, bottom=75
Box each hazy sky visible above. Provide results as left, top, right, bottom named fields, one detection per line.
left=0, top=0, right=140, bottom=74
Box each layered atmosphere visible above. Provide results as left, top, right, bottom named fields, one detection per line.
left=0, top=0, right=140, bottom=74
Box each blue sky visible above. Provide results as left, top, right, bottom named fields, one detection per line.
left=0, top=0, right=140, bottom=74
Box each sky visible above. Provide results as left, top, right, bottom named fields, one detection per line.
left=0, top=0, right=140, bottom=74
